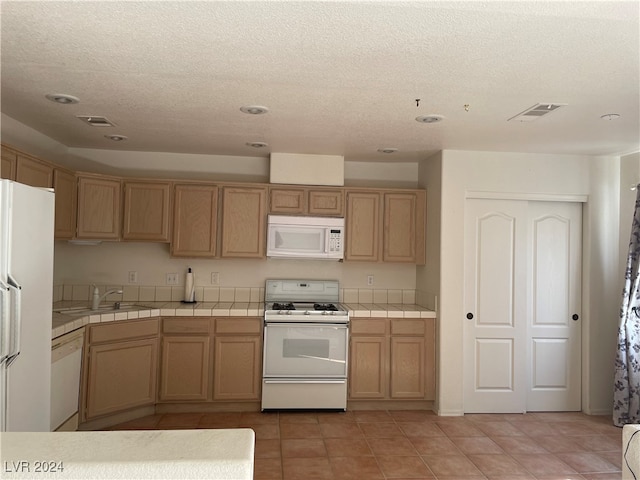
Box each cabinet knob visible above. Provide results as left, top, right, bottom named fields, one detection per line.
left=466, top=313, right=474, bottom=320
left=572, top=314, right=579, bottom=321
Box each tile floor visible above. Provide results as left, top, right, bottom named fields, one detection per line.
left=108, top=410, right=624, bottom=480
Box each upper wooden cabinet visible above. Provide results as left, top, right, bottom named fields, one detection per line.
left=171, top=184, right=218, bottom=257
left=383, top=191, right=426, bottom=264
left=16, top=154, right=53, bottom=188
left=53, top=169, right=77, bottom=239
left=221, top=186, right=267, bottom=258
left=123, top=181, right=172, bottom=242
left=76, top=175, right=122, bottom=240
left=269, top=187, right=344, bottom=216
left=346, top=190, right=426, bottom=264
left=308, top=189, right=344, bottom=216
left=1, top=145, right=17, bottom=180
left=269, top=188, right=306, bottom=214
left=345, top=191, right=381, bottom=262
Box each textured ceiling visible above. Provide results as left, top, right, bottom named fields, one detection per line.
left=1, top=1, right=638, bottom=165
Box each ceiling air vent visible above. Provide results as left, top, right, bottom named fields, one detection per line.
left=76, top=115, right=116, bottom=127
left=508, top=103, right=567, bottom=123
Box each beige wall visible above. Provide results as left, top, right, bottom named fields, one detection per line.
left=53, top=241, right=418, bottom=292
left=416, top=151, right=442, bottom=310
left=434, top=150, right=621, bottom=416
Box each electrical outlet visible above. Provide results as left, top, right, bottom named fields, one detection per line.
left=211, top=272, right=220, bottom=286
left=367, top=275, right=374, bottom=286
left=128, top=271, right=138, bottom=283
left=166, top=273, right=179, bottom=285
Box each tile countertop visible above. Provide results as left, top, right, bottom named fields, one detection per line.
left=51, top=301, right=436, bottom=339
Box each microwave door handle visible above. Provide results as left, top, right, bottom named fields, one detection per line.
left=324, top=228, right=330, bottom=254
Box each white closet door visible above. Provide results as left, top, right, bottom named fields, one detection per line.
left=463, top=199, right=529, bottom=413
left=527, top=202, right=582, bottom=411
left=464, top=199, right=582, bottom=413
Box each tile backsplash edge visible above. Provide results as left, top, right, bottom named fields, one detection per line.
left=53, top=284, right=431, bottom=307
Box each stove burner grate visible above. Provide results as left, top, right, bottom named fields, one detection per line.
left=272, top=302, right=295, bottom=310
left=313, top=303, right=338, bottom=311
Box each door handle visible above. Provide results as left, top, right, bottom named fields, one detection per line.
left=572, top=314, right=579, bottom=321
left=466, top=313, right=474, bottom=320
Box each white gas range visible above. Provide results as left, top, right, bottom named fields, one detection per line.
left=262, top=280, right=350, bottom=411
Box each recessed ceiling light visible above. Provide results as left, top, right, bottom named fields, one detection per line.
left=104, top=135, right=128, bottom=141
left=240, top=105, right=269, bottom=115
left=600, top=113, right=621, bottom=121
left=246, top=141, right=268, bottom=148
left=377, top=148, right=398, bottom=154
left=416, top=114, right=444, bottom=124
left=45, top=93, right=80, bottom=105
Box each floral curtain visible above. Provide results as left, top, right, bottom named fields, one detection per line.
left=614, top=185, right=640, bottom=426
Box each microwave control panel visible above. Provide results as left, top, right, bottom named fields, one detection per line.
left=328, top=229, right=343, bottom=253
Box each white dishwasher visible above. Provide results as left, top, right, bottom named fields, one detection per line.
left=50, top=328, right=84, bottom=431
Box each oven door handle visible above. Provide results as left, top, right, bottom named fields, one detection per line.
left=263, top=379, right=346, bottom=384
left=264, top=322, right=348, bottom=328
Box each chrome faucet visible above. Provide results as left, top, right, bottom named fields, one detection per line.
left=91, top=285, right=123, bottom=310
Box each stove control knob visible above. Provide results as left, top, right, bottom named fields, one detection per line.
left=305, top=311, right=310, bottom=315
left=287, top=311, right=292, bottom=315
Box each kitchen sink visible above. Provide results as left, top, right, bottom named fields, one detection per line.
left=54, top=304, right=140, bottom=316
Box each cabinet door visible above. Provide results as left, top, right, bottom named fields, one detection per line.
left=220, top=187, right=267, bottom=258
left=123, top=182, right=171, bottom=242
left=269, top=188, right=306, bottom=214
left=348, top=336, right=387, bottom=399
left=85, top=338, right=158, bottom=419
left=171, top=184, right=218, bottom=257
left=308, top=189, right=344, bottom=216
left=383, top=193, right=416, bottom=263
left=1, top=146, right=16, bottom=180
left=345, top=192, right=380, bottom=262
left=390, top=336, right=425, bottom=399
left=213, top=335, right=261, bottom=400
left=16, top=154, right=53, bottom=187
left=53, top=169, right=77, bottom=239
left=159, top=336, right=210, bottom=401
left=76, top=176, right=122, bottom=239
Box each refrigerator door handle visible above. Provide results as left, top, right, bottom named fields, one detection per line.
left=6, top=274, right=22, bottom=367
left=0, top=279, right=10, bottom=365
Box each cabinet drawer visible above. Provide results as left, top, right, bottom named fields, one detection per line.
left=89, top=319, right=159, bottom=344
left=215, top=318, right=262, bottom=335
left=350, top=318, right=387, bottom=335
left=390, top=319, right=425, bottom=335
left=162, top=318, right=211, bottom=334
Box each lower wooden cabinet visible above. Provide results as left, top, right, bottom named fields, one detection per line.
left=82, top=319, right=160, bottom=420
left=213, top=318, right=262, bottom=401
left=349, top=335, right=387, bottom=399
left=82, top=316, right=264, bottom=424
left=349, top=317, right=435, bottom=401
left=156, top=317, right=262, bottom=404
left=159, top=336, right=211, bottom=401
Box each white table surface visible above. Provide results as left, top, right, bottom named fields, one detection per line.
left=0, top=429, right=254, bottom=479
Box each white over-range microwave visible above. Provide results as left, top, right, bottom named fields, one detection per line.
left=266, top=215, right=345, bottom=260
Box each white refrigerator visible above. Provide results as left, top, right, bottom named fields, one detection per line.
left=0, top=180, right=54, bottom=431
